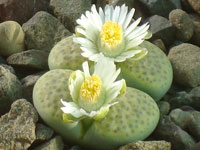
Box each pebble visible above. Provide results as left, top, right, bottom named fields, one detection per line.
left=0, top=99, right=38, bottom=150
left=22, top=11, right=71, bottom=52
left=169, top=9, right=194, bottom=42
left=147, top=15, right=175, bottom=46
left=168, top=43, right=200, bottom=87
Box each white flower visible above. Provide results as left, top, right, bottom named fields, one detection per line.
left=60, top=56, right=126, bottom=123
left=74, top=4, right=151, bottom=62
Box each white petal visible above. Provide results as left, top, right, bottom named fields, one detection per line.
left=79, top=101, right=118, bottom=118
left=99, top=7, right=105, bottom=23
left=88, top=53, right=102, bottom=62
left=114, top=50, right=142, bottom=62
left=126, top=38, right=144, bottom=50
left=84, top=24, right=100, bottom=42
left=118, top=4, right=128, bottom=25
left=127, top=25, right=149, bottom=40
left=82, top=61, right=90, bottom=77
left=76, top=14, right=90, bottom=28
left=81, top=51, right=94, bottom=58
left=104, top=68, right=121, bottom=88
left=124, top=17, right=141, bottom=37
left=69, top=71, right=84, bottom=101
left=85, top=10, right=101, bottom=30
left=76, top=27, right=86, bottom=36
left=73, top=37, right=96, bottom=49
left=91, top=5, right=103, bottom=28
left=61, top=100, right=85, bottom=118
left=127, top=23, right=149, bottom=40
left=105, top=5, right=112, bottom=21
left=80, top=46, right=97, bottom=53
left=94, top=55, right=116, bottom=81
left=112, top=6, right=120, bottom=22
left=105, top=80, right=124, bottom=103
left=123, top=8, right=135, bottom=29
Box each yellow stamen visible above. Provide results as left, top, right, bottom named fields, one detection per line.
left=101, top=21, right=123, bottom=48
left=80, top=75, right=102, bottom=102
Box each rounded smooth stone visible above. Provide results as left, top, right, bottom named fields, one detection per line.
left=117, top=41, right=173, bottom=101
left=169, top=9, right=193, bottom=42
left=33, top=69, right=160, bottom=150
left=168, top=43, right=200, bottom=87
left=0, top=21, right=25, bottom=56
left=48, top=36, right=88, bottom=70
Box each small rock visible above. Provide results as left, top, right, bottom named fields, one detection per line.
left=190, top=86, right=200, bottom=101
left=7, top=50, right=49, bottom=70
left=21, top=72, right=45, bottom=102
left=169, top=9, right=194, bottom=42
left=147, top=15, right=175, bottom=46
left=168, top=43, right=200, bottom=87
left=0, top=66, right=22, bottom=115
left=138, top=0, right=181, bottom=17
left=0, top=0, right=49, bottom=24
left=187, top=0, right=200, bottom=14
left=32, top=136, right=64, bottom=150
left=0, top=99, right=38, bottom=150
left=22, top=11, right=71, bottom=52
left=119, top=141, right=171, bottom=150
left=169, top=108, right=192, bottom=129
left=153, top=116, right=195, bottom=150
left=0, top=64, right=15, bottom=74
left=0, top=21, right=25, bottom=56
left=49, top=0, right=91, bottom=32
left=152, top=39, right=167, bottom=53
left=190, top=14, right=200, bottom=47
left=35, top=123, right=54, bottom=141
left=167, top=87, right=200, bottom=110
left=158, top=101, right=170, bottom=116
left=170, top=108, right=200, bottom=140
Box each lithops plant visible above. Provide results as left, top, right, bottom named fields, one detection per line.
left=82, top=87, right=160, bottom=150
left=33, top=69, right=83, bottom=143
left=33, top=64, right=159, bottom=150
left=0, top=21, right=25, bottom=56
left=117, top=41, right=173, bottom=101
left=48, top=36, right=89, bottom=70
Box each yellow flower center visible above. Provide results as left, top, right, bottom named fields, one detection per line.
left=101, top=21, right=123, bottom=48
left=80, top=75, right=102, bottom=102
